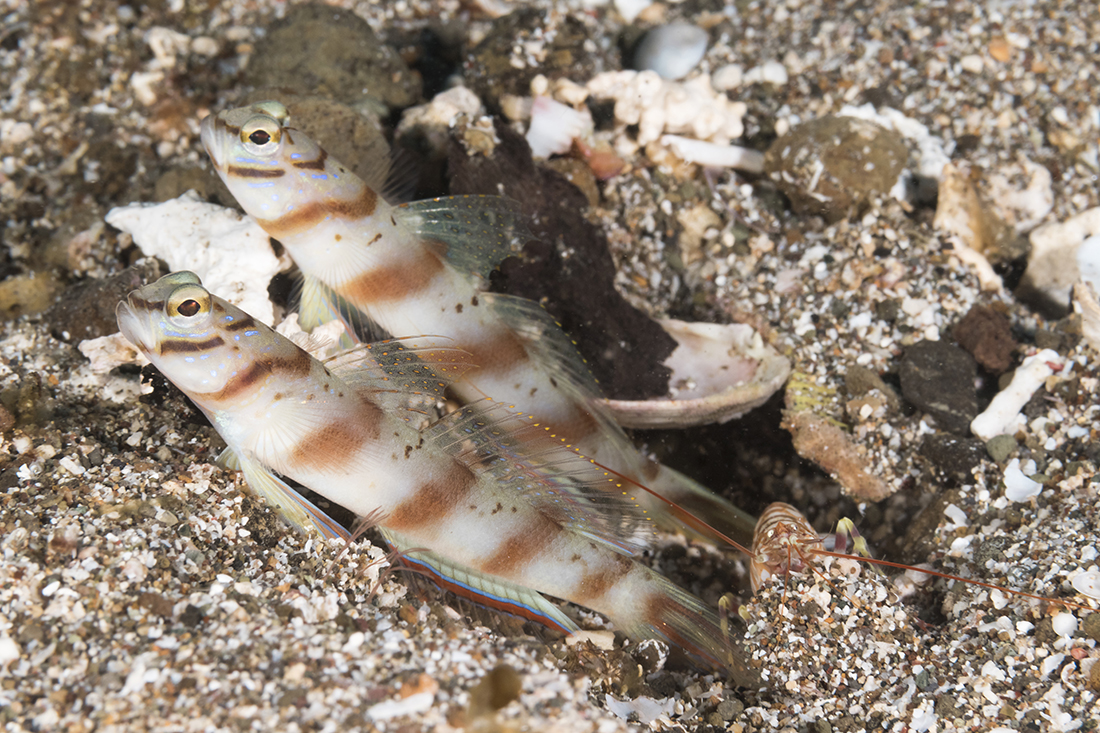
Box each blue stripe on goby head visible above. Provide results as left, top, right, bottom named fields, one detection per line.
left=397, top=555, right=574, bottom=634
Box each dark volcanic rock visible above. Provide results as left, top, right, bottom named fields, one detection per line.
left=447, top=121, right=675, bottom=401
left=246, top=4, right=421, bottom=112
left=45, top=260, right=161, bottom=343
left=919, top=433, right=986, bottom=485
left=899, top=340, right=979, bottom=434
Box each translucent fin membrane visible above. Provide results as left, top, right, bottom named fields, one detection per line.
left=401, top=196, right=531, bottom=281
left=426, top=400, right=654, bottom=554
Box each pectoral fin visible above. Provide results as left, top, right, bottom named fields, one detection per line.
left=234, top=453, right=350, bottom=542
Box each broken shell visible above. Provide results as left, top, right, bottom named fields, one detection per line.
left=525, top=96, right=592, bottom=159
left=598, top=318, right=790, bottom=428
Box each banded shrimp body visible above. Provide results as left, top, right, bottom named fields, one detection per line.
left=737, top=498, right=1100, bottom=728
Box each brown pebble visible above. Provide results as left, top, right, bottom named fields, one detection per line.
left=988, top=37, right=1012, bottom=63
left=138, top=591, right=176, bottom=617
left=1082, top=612, right=1100, bottom=642
left=899, top=340, right=980, bottom=434
left=953, top=304, right=1017, bottom=373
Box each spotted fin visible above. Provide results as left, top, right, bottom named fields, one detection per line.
left=399, top=196, right=530, bottom=281
left=485, top=292, right=603, bottom=398
left=381, top=527, right=579, bottom=634
left=424, top=399, right=654, bottom=554
left=325, top=336, right=476, bottom=421
left=235, top=452, right=350, bottom=542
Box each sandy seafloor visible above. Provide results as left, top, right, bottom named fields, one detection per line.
left=1, top=0, right=1100, bottom=731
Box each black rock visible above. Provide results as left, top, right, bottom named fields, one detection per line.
left=899, top=340, right=979, bottom=434
left=919, top=433, right=986, bottom=484
left=44, top=260, right=161, bottom=343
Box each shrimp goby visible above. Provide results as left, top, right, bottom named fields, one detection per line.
left=199, top=100, right=759, bottom=549
left=117, top=271, right=761, bottom=686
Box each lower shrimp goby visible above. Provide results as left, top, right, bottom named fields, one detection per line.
left=117, top=271, right=761, bottom=686
left=200, top=100, right=759, bottom=549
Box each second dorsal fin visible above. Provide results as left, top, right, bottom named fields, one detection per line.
left=399, top=196, right=531, bottom=281
left=324, top=336, right=476, bottom=422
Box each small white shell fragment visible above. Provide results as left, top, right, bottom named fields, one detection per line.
left=711, top=64, right=744, bottom=91
left=980, top=660, right=1006, bottom=681
left=1003, top=458, right=1042, bottom=502
left=145, top=26, right=192, bottom=69
left=1021, top=206, right=1100, bottom=308
left=1040, top=653, right=1066, bottom=678
left=1052, top=612, right=1078, bottom=638
left=659, top=134, right=765, bottom=173
left=960, top=54, right=985, bottom=74
left=634, top=23, right=709, bottom=81
left=566, top=629, right=615, bottom=650
left=78, top=332, right=147, bottom=371
left=984, top=157, right=1053, bottom=235
left=1070, top=569, right=1100, bottom=600
left=614, top=0, right=655, bottom=23
left=396, top=85, right=484, bottom=143
left=943, top=502, right=968, bottom=528
left=604, top=694, right=676, bottom=726
left=970, top=349, right=1065, bottom=441
left=525, top=96, right=592, bottom=159
left=0, top=634, right=19, bottom=667
left=743, top=60, right=789, bottom=86
left=106, top=191, right=283, bottom=326
left=190, top=36, right=219, bottom=57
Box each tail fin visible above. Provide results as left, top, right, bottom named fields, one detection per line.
left=619, top=572, right=761, bottom=688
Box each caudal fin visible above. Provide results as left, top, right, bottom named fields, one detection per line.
left=618, top=572, right=762, bottom=688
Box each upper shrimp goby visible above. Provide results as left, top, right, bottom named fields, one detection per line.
left=199, top=100, right=758, bottom=549
left=116, top=271, right=760, bottom=686
left=741, top=502, right=1099, bottom=711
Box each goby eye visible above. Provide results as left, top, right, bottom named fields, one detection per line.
left=167, top=285, right=211, bottom=322
left=240, top=117, right=282, bottom=154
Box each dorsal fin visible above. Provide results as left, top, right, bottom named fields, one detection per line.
left=324, top=336, right=476, bottom=421
left=484, top=292, right=603, bottom=398
left=398, top=196, right=531, bottom=280
left=483, top=293, right=643, bottom=470
left=424, top=399, right=655, bottom=554
left=380, top=528, right=580, bottom=634
left=343, top=128, right=393, bottom=199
